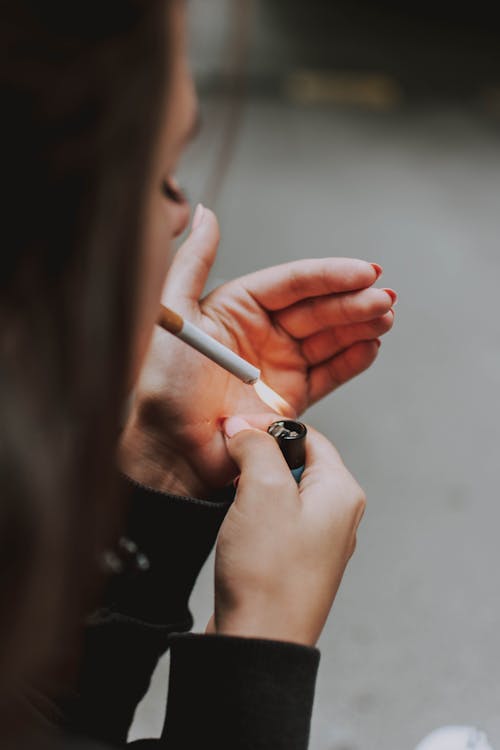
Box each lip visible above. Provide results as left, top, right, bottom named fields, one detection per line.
left=162, top=176, right=191, bottom=237
left=171, top=200, right=191, bottom=237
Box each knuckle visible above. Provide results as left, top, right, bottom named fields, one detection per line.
left=353, top=488, right=367, bottom=515
left=288, top=265, right=304, bottom=298
left=300, top=337, right=316, bottom=364
left=348, top=534, right=358, bottom=559
left=384, top=310, right=395, bottom=330
left=257, top=470, right=292, bottom=494
left=325, top=357, right=342, bottom=388
left=233, top=429, right=270, bottom=450
left=341, top=478, right=366, bottom=515
left=372, top=314, right=392, bottom=335
left=338, top=292, right=354, bottom=324
left=309, top=298, right=325, bottom=329
left=356, top=495, right=367, bottom=524
left=356, top=487, right=367, bottom=510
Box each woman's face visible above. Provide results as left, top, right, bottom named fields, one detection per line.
left=132, top=0, right=198, bottom=377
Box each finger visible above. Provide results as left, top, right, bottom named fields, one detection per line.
left=300, top=425, right=345, bottom=474
left=300, top=427, right=366, bottom=523
left=223, top=417, right=297, bottom=502
left=301, top=310, right=394, bottom=365
left=230, top=415, right=346, bottom=474
left=206, top=615, right=216, bottom=634
left=275, top=287, right=394, bottom=338
left=239, top=258, right=381, bottom=311
left=307, top=340, right=381, bottom=405
left=163, top=206, right=220, bottom=305
left=224, top=412, right=288, bottom=431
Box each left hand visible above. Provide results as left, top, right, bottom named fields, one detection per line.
left=206, top=416, right=367, bottom=646
left=120, top=207, right=395, bottom=495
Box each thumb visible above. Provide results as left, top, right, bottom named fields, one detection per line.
left=163, top=204, right=220, bottom=305
left=205, top=614, right=216, bottom=634
left=223, top=417, right=296, bottom=500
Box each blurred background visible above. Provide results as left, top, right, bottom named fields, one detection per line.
left=131, top=1, right=500, bottom=748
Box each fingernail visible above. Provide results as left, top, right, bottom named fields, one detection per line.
left=383, top=288, right=398, bottom=306
left=371, top=263, right=383, bottom=279
left=223, top=416, right=252, bottom=438
left=192, top=203, right=205, bottom=230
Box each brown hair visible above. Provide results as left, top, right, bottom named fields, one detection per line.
left=0, top=0, right=171, bottom=729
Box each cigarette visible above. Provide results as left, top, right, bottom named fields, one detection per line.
left=158, top=305, right=261, bottom=385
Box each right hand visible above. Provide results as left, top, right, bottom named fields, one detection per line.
left=207, top=416, right=366, bottom=647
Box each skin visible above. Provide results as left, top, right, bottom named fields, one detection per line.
left=206, top=415, right=366, bottom=646
left=122, top=1, right=396, bottom=646
left=130, top=0, right=195, bottom=378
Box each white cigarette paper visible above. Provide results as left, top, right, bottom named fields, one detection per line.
left=178, top=320, right=260, bottom=385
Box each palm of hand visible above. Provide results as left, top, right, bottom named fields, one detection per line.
left=136, top=292, right=303, bottom=489
left=130, top=209, right=394, bottom=491
left=201, top=280, right=310, bottom=414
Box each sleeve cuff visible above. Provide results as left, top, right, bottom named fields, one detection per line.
left=163, top=633, right=320, bottom=750
left=98, top=477, right=232, bottom=626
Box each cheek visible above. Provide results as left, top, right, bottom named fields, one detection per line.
left=130, top=194, right=175, bottom=382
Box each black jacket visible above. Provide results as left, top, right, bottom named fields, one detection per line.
left=45, top=479, right=320, bottom=749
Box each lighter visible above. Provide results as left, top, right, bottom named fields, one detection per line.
left=267, top=420, right=307, bottom=483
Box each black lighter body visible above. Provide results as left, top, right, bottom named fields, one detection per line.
left=267, top=420, right=307, bottom=483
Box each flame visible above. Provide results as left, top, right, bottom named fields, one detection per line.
left=253, top=379, right=291, bottom=416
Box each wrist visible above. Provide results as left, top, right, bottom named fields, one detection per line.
left=211, top=605, right=318, bottom=647
left=118, top=418, right=209, bottom=499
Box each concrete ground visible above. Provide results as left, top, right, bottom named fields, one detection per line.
left=130, top=96, right=500, bottom=749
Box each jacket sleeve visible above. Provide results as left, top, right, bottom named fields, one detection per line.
left=161, top=633, right=320, bottom=750
left=63, top=478, right=232, bottom=746
left=65, top=479, right=321, bottom=750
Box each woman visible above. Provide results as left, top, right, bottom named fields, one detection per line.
left=1, top=1, right=396, bottom=748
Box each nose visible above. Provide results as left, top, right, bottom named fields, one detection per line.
left=171, top=200, right=191, bottom=238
